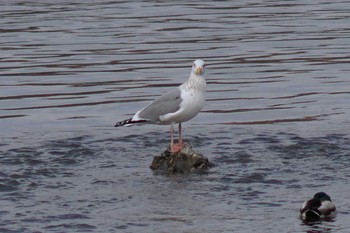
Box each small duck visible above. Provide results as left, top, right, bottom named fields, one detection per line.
left=300, top=192, right=337, bottom=221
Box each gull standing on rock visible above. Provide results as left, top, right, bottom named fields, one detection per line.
left=115, top=59, right=206, bottom=153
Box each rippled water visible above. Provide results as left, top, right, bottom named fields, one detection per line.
left=1, top=1, right=350, bottom=232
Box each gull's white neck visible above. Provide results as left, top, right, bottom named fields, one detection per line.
left=184, top=72, right=206, bottom=91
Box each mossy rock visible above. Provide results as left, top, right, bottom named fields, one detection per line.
left=150, top=144, right=213, bottom=174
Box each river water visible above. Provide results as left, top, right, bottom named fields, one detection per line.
left=1, top=1, right=350, bottom=232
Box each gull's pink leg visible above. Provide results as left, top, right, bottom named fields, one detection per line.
left=170, top=123, right=185, bottom=153
left=170, top=124, right=174, bottom=148
left=170, top=123, right=183, bottom=153
left=178, top=123, right=183, bottom=146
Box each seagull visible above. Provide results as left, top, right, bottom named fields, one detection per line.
left=114, top=59, right=206, bottom=153
left=300, top=192, right=337, bottom=221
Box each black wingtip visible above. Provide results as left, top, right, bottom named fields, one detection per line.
left=114, top=118, right=133, bottom=127
left=114, top=119, right=149, bottom=127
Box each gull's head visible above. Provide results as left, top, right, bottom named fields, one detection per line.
left=192, top=59, right=205, bottom=76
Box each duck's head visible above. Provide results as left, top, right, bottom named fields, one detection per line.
left=313, top=192, right=332, bottom=202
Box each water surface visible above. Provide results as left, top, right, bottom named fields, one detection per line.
left=1, top=1, right=350, bottom=232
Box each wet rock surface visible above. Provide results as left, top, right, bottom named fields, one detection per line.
left=150, top=144, right=214, bottom=174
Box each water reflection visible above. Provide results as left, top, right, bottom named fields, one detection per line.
left=302, top=220, right=335, bottom=233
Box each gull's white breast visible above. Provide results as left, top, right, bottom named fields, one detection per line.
left=159, top=81, right=206, bottom=124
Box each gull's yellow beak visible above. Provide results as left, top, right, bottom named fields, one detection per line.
left=195, top=67, right=203, bottom=75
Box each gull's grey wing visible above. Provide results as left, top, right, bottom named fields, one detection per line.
left=138, top=87, right=182, bottom=121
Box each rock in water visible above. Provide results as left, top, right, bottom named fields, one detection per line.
left=150, top=144, right=213, bottom=174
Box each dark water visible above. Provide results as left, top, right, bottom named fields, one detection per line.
left=1, top=1, right=350, bottom=232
